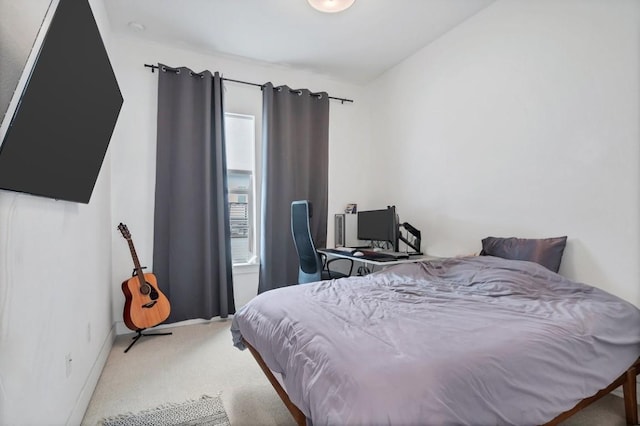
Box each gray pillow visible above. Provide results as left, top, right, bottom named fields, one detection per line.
left=480, top=236, right=567, bottom=273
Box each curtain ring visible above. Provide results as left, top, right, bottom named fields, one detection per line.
left=161, top=65, right=181, bottom=74
left=317, top=94, right=323, bottom=99
left=297, top=90, right=302, bottom=96
left=277, top=87, right=283, bottom=92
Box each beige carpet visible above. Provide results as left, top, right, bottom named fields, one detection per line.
left=82, top=320, right=634, bottom=425
left=82, top=320, right=294, bottom=426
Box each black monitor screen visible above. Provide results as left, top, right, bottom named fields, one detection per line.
left=357, top=208, right=396, bottom=243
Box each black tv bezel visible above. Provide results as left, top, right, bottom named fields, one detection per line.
left=0, top=0, right=123, bottom=204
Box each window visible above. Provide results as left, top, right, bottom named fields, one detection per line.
left=225, top=113, right=257, bottom=265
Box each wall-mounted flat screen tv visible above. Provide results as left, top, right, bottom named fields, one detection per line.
left=0, top=0, right=123, bottom=204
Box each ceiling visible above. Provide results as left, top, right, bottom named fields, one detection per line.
left=103, top=0, right=496, bottom=85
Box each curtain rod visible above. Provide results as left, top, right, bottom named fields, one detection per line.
left=143, top=64, right=354, bottom=104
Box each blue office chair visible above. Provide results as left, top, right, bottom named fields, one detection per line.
left=291, top=200, right=353, bottom=284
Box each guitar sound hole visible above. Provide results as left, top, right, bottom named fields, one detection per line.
left=139, top=282, right=159, bottom=300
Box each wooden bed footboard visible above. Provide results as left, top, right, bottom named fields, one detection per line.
left=544, top=358, right=639, bottom=425
left=245, top=340, right=306, bottom=426
left=244, top=339, right=639, bottom=426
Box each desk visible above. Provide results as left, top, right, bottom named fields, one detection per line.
left=318, top=248, right=439, bottom=275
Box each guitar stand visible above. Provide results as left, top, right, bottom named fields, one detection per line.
left=123, top=266, right=172, bottom=353
left=124, top=328, right=173, bottom=353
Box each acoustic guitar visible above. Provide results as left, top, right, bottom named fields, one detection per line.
left=117, top=223, right=171, bottom=331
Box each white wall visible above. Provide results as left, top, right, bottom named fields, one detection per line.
left=0, top=1, right=119, bottom=423
left=365, top=0, right=640, bottom=306
left=107, top=34, right=369, bottom=333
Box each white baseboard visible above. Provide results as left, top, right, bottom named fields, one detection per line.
left=115, top=320, right=128, bottom=336
left=114, top=317, right=231, bottom=336
left=66, top=324, right=116, bottom=425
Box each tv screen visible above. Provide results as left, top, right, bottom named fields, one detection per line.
left=357, top=207, right=397, bottom=245
left=0, top=0, right=123, bottom=204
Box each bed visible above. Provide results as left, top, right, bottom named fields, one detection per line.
left=231, top=256, right=640, bottom=425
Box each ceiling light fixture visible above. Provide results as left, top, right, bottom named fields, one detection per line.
left=307, top=0, right=356, bottom=13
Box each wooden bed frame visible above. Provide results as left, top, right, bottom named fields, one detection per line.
left=245, top=340, right=639, bottom=426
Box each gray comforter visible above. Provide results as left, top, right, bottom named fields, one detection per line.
left=231, top=256, right=640, bottom=425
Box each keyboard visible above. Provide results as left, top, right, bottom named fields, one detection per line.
left=322, top=248, right=409, bottom=261
left=360, top=250, right=409, bottom=260
left=376, top=251, right=410, bottom=259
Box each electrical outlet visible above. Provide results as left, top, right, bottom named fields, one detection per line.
left=65, top=353, right=72, bottom=378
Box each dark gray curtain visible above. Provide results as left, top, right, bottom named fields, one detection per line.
left=258, top=83, right=330, bottom=293
left=153, top=64, right=235, bottom=322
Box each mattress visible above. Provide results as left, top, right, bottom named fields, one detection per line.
left=231, top=256, right=640, bottom=425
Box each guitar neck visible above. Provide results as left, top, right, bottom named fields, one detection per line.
left=126, top=239, right=146, bottom=283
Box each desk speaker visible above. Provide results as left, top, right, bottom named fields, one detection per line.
left=335, top=214, right=365, bottom=248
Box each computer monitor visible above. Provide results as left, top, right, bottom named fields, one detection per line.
left=357, top=206, right=398, bottom=250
